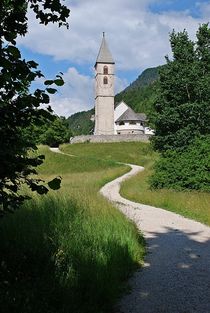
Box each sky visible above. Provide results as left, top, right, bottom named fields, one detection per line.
left=17, top=0, right=210, bottom=117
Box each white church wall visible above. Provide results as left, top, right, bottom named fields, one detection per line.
left=116, top=122, right=144, bottom=135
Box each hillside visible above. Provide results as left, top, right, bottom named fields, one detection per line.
left=67, top=108, right=94, bottom=136
left=124, top=66, right=160, bottom=90
left=115, top=66, right=162, bottom=118
left=67, top=66, right=161, bottom=135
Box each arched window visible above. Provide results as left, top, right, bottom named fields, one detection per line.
left=103, top=76, right=108, bottom=84
left=119, top=121, right=125, bottom=126
left=103, top=66, right=108, bottom=75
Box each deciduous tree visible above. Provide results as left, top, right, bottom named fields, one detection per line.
left=152, top=24, right=210, bottom=152
left=0, top=0, right=70, bottom=215
left=151, top=24, right=210, bottom=191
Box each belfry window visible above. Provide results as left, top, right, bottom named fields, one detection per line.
left=103, top=76, right=108, bottom=84
left=103, top=66, right=108, bottom=75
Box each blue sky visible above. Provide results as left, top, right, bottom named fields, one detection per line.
left=18, top=0, right=210, bottom=117
left=150, top=0, right=209, bottom=17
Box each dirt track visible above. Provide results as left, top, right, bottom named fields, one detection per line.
left=100, top=164, right=210, bottom=313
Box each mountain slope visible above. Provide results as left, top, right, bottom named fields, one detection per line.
left=67, top=109, right=94, bottom=136
left=115, top=66, right=161, bottom=116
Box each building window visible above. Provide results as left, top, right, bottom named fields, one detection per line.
left=119, top=121, right=125, bottom=125
left=103, top=76, right=108, bottom=84
left=129, top=121, right=136, bottom=125
left=103, top=66, right=108, bottom=75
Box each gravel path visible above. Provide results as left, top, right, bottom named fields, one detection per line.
left=100, top=164, right=210, bottom=313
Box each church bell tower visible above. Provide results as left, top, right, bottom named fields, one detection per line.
left=94, top=33, right=115, bottom=135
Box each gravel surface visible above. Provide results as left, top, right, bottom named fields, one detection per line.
left=100, top=164, right=210, bottom=313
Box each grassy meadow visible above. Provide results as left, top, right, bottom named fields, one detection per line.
left=119, top=150, right=210, bottom=227
left=61, top=142, right=210, bottom=226
left=0, top=145, right=145, bottom=313
left=1, top=140, right=210, bottom=313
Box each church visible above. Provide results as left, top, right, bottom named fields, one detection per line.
left=94, top=33, right=150, bottom=136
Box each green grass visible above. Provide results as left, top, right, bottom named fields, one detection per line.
left=0, top=145, right=145, bottom=313
left=60, top=141, right=155, bottom=167
left=120, top=151, right=210, bottom=227
left=2, top=140, right=210, bottom=313
left=61, top=142, right=210, bottom=226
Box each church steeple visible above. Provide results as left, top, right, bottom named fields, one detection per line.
left=94, top=33, right=115, bottom=135
left=95, top=33, right=115, bottom=67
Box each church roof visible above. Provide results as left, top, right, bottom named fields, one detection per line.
left=95, top=33, right=114, bottom=66
left=116, top=107, right=147, bottom=122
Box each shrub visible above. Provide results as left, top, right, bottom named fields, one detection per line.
left=150, top=136, right=210, bottom=191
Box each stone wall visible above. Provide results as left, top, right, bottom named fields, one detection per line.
left=70, top=134, right=150, bottom=144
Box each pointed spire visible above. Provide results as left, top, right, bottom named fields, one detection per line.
left=95, top=33, right=114, bottom=67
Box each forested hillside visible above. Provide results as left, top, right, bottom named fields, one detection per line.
left=115, top=66, right=162, bottom=118
left=67, top=109, right=94, bottom=136
left=68, top=66, right=162, bottom=135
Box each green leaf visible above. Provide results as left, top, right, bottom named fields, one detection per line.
left=48, top=177, right=62, bottom=190
left=54, top=79, right=64, bottom=86
left=27, top=60, right=39, bottom=68
left=44, top=80, right=54, bottom=86
left=7, top=46, right=21, bottom=59
left=36, top=185, right=49, bottom=195
left=46, top=88, right=57, bottom=94
left=38, top=154, right=45, bottom=160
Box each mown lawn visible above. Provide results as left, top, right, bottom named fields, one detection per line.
left=0, top=145, right=145, bottom=313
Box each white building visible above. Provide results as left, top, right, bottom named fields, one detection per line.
left=94, top=34, right=154, bottom=136
left=114, top=101, right=147, bottom=135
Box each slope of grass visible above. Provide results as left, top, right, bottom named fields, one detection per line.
left=0, top=146, right=145, bottom=313
left=2, top=140, right=209, bottom=313
left=61, top=141, right=210, bottom=227
left=60, top=141, right=156, bottom=167
left=120, top=153, right=210, bottom=226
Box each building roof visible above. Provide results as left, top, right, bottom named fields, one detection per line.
left=116, top=107, right=147, bottom=122
left=95, top=33, right=114, bottom=66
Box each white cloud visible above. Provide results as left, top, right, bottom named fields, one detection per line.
left=17, top=0, right=209, bottom=116
left=18, top=0, right=206, bottom=71
left=196, top=2, right=210, bottom=19
left=49, top=67, right=127, bottom=117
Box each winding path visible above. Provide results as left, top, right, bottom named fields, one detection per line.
left=50, top=148, right=210, bottom=312
left=100, top=164, right=210, bottom=313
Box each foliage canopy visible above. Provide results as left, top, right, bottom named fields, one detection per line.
left=151, top=24, right=210, bottom=191
left=0, top=0, right=70, bottom=215
left=152, top=24, right=210, bottom=152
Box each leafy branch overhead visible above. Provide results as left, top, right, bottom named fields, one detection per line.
left=0, top=0, right=70, bottom=215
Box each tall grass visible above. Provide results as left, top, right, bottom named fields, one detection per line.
left=0, top=146, right=145, bottom=313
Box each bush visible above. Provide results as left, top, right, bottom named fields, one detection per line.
left=150, top=136, right=210, bottom=191
left=39, top=117, right=72, bottom=147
